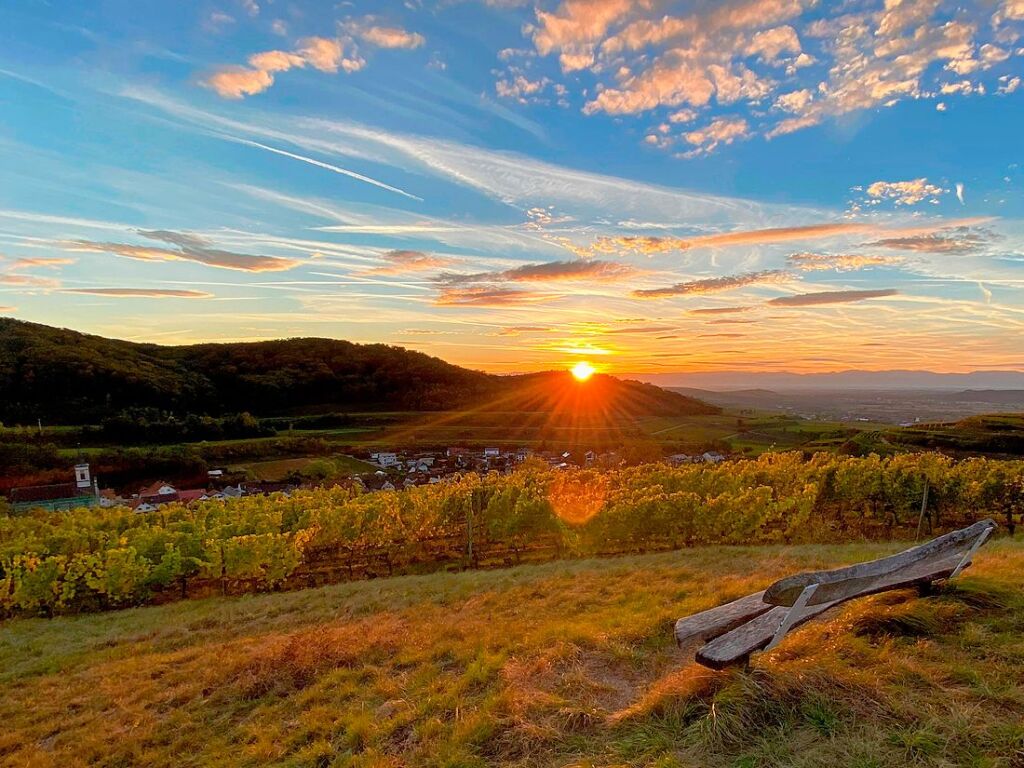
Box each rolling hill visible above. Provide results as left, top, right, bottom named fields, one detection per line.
left=0, top=319, right=717, bottom=424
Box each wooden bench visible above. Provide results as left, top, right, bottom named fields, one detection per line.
left=675, top=519, right=996, bottom=669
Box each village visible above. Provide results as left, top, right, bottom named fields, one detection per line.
left=7, top=446, right=730, bottom=514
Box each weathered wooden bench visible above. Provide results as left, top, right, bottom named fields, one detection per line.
left=675, top=519, right=996, bottom=669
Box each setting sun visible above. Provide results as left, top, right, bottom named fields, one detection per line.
left=571, top=361, right=595, bottom=381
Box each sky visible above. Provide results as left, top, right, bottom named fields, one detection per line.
left=1, top=0, right=1023, bottom=376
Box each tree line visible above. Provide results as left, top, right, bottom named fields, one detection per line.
left=0, top=318, right=715, bottom=423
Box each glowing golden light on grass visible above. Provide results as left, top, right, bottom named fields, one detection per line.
left=571, top=361, right=595, bottom=381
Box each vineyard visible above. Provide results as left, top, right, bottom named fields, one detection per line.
left=2, top=452, right=1022, bottom=617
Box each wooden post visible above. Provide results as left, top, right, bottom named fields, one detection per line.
left=466, top=491, right=475, bottom=566
left=915, top=478, right=930, bottom=541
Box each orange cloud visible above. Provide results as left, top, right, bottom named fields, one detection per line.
left=434, top=286, right=557, bottom=306
left=496, top=325, right=552, bottom=336
left=863, top=178, right=947, bottom=206
left=634, top=270, right=788, bottom=298
left=354, top=25, right=425, bottom=49
left=602, top=324, right=678, bottom=334
left=296, top=37, right=351, bottom=73
left=439, top=259, right=636, bottom=284
left=0, top=274, right=60, bottom=288
left=575, top=218, right=995, bottom=258
left=7, top=257, right=76, bottom=269
left=365, top=249, right=457, bottom=275
left=248, top=50, right=306, bottom=72
left=584, top=222, right=874, bottom=256
left=202, top=66, right=275, bottom=99
left=687, top=306, right=752, bottom=314
left=203, top=36, right=365, bottom=99
left=203, top=19, right=424, bottom=99
left=787, top=252, right=907, bottom=271
left=768, top=288, right=899, bottom=306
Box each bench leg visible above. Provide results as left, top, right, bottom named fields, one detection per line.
left=950, top=527, right=992, bottom=579
left=765, top=582, right=819, bottom=652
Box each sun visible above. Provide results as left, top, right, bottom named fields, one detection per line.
left=571, top=361, right=595, bottom=381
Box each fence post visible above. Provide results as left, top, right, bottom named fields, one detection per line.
left=466, top=491, right=475, bottom=566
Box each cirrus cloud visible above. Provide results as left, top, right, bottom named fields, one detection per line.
left=438, top=259, right=637, bottom=284
left=364, top=249, right=458, bottom=275
left=768, top=288, right=899, bottom=306
left=63, top=288, right=214, bottom=298
left=434, top=285, right=557, bottom=306
left=64, top=230, right=298, bottom=272
left=787, top=252, right=908, bottom=271
left=633, top=269, right=788, bottom=298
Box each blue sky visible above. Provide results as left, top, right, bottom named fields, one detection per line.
left=1, top=0, right=1023, bottom=374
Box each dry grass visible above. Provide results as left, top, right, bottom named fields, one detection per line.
left=1, top=539, right=1022, bottom=767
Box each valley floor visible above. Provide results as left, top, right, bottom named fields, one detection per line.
left=1, top=540, right=1022, bottom=767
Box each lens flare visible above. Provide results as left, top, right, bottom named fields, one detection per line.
left=548, top=472, right=607, bottom=525
left=571, top=361, right=595, bottom=381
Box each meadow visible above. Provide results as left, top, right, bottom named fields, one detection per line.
left=1, top=539, right=1021, bottom=767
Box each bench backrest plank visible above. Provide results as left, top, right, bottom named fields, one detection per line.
left=763, top=519, right=996, bottom=607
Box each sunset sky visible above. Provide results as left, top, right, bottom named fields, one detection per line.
left=1, top=0, right=1023, bottom=375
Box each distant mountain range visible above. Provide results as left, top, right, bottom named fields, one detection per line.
left=637, top=370, right=1024, bottom=392
left=0, top=319, right=717, bottom=424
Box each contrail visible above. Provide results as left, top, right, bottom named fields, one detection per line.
left=955, top=182, right=965, bottom=205
left=226, top=135, right=423, bottom=202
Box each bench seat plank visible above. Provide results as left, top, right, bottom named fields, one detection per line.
left=674, top=590, right=772, bottom=646
left=695, top=552, right=966, bottom=669
left=763, top=519, right=996, bottom=607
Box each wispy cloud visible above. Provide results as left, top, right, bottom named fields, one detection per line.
left=5, top=256, right=76, bottom=269
left=438, top=259, right=636, bottom=284
left=495, top=325, right=552, bottom=336
left=634, top=270, right=788, bottom=298
left=602, top=324, right=678, bottom=334
left=0, top=274, right=60, bottom=288
left=65, top=230, right=299, bottom=272
left=581, top=222, right=874, bottom=257
left=63, top=288, right=214, bottom=298
left=868, top=229, right=991, bottom=254
left=434, top=286, right=557, bottom=306
left=787, top=252, right=907, bottom=271
left=364, top=249, right=457, bottom=275
left=687, top=306, right=752, bottom=315
left=768, top=288, right=899, bottom=306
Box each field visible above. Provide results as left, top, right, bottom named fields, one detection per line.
left=232, top=455, right=378, bottom=481
left=13, top=410, right=874, bottom=459
left=1, top=539, right=1022, bottom=767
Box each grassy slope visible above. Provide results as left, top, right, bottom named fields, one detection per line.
left=2, top=540, right=1022, bottom=767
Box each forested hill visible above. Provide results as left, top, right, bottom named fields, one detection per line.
left=0, top=319, right=717, bottom=423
